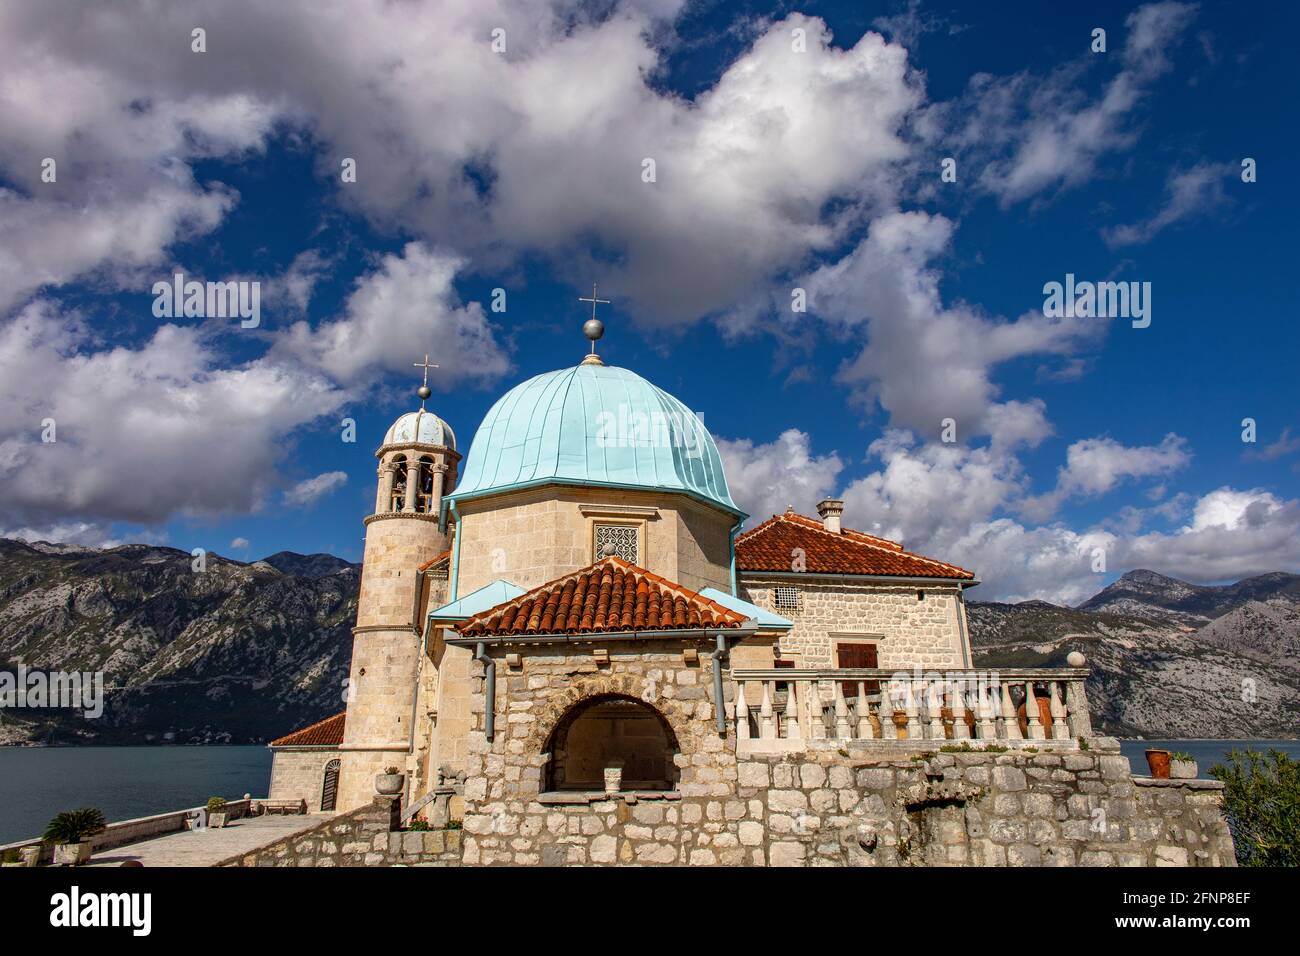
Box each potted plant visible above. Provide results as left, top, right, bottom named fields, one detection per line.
left=1169, top=751, right=1198, bottom=779
left=1, top=848, right=22, bottom=868
left=375, top=766, right=405, bottom=795
left=20, top=845, right=42, bottom=867
left=206, top=796, right=229, bottom=829
left=1145, top=748, right=1172, bottom=779
left=43, top=808, right=106, bottom=866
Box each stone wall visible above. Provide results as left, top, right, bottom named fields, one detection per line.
left=738, top=576, right=971, bottom=670
left=731, top=741, right=1235, bottom=867
left=269, top=749, right=338, bottom=811
left=453, top=485, right=733, bottom=597
left=456, top=640, right=747, bottom=865
left=219, top=797, right=462, bottom=867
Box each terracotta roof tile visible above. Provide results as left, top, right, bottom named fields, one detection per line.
left=418, top=549, right=451, bottom=573
left=269, top=711, right=346, bottom=748
left=458, top=556, right=747, bottom=638
left=736, top=512, right=974, bottom=580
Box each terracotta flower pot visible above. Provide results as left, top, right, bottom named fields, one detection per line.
left=1016, top=695, right=1055, bottom=737
left=1145, top=749, right=1172, bottom=779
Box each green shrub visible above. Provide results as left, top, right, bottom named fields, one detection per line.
left=43, top=808, right=107, bottom=845
left=1170, top=751, right=1194, bottom=762
left=1, top=848, right=21, bottom=863
left=1210, top=749, right=1299, bottom=867
left=206, top=797, right=227, bottom=813
left=407, top=816, right=430, bottom=832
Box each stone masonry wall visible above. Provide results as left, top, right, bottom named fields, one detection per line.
left=219, top=796, right=462, bottom=867
left=268, top=749, right=339, bottom=812
left=732, top=741, right=1235, bottom=867
left=457, top=641, right=749, bottom=865
left=739, top=576, right=970, bottom=670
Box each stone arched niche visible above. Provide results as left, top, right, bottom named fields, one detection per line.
left=543, top=694, right=680, bottom=792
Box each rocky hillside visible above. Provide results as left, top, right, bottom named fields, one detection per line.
left=970, top=569, right=1300, bottom=738
left=0, top=539, right=358, bottom=746
left=1, top=540, right=1296, bottom=744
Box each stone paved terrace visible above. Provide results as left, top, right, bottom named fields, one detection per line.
left=85, top=813, right=331, bottom=867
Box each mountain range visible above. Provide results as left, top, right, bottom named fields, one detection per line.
left=0, top=538, right=1295, bottom=743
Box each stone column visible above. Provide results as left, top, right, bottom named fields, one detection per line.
left=377, top=462, right=395, bottom=514
left=404, top=458, right=420, bottom=512
left=430, top=463, right=448, bottom=514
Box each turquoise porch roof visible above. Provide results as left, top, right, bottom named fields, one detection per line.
left=697, top=587, right=793, bottom=631
left=427, top=579, right=526, bottom=623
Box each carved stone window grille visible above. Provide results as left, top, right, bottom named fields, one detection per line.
left=594, top=524, right=639, bottom=563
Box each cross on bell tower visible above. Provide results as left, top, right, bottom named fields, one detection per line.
left=413, top=353, right=439, bottom=408
left=578, top=282, right=609, bottom=364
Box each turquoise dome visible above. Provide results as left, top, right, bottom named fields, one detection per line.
left=446, top=363, right=741, bottom=516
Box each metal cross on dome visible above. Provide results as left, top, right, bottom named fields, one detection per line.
left=413, top=353, right=439, bottom=408
left=578, top=282, right=611, bottom=356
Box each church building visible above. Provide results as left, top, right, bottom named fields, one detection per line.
left=269, top=311, right=981, bottom=814
left=259, top=310, right=1229, bottom=869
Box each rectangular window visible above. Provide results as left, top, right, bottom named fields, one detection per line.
left=593, top=524, right=639, bottom=563
left=773, top=586, right=802, bottom=612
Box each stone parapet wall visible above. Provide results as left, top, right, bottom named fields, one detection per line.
left=219, top=797, right=461, bottom=867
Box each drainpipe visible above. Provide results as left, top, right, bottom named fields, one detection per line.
left=448, top=500, right=463, bottom=601
left=475, top=641, right=495, bottom=741
left=710, top=633, right=729, bottom=735
left=728, top=519, right=743, bottom=596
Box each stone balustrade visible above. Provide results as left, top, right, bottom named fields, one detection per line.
left=731, top=667, right=1092, bottom=754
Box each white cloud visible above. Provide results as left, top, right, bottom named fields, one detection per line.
left=951, top=1, right=1197, bottom=206
left=1103, top=160, right=1232, bottom=247
left=802, top=211, right=1100, bottom=442
left=1020, top=433, right=1191, bottom=520
left=281, top=243, right=510, bottom=386
left=0, top=299, right=345, bottom=527
left=716, top=429, right=844, bottom=525
left=283, top=471, right=347, bottom=509
left=230, top=536, right=250, bottom=550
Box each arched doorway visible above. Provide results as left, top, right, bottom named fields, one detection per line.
left=320, top=759, right=341, bottom=811
left=543, top=695, right=680, bottom=792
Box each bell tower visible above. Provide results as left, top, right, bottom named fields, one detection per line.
left=337, top=361, right=459, bottom=811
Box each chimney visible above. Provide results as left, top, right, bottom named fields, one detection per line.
left=816, top=498, right=844, bottom=534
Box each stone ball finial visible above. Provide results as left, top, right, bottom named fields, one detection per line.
left=1066, top=651, right=1086, bottom=667
left=417, top=384, right=432, bottom=401
left=583, top=317, right=605, bottom=342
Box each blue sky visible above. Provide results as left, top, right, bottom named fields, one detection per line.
left=0, top=0, right=1296, bottom=602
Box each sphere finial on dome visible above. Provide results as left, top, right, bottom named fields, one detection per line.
left=578, top=282, right=609, bottom=365
left=412, top=353, right=438, bottom=408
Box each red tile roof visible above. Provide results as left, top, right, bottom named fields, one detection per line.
left=736, top=512, right=975, bottom=580
left=269, top=711, right=346, bottom=748
left=418, top=549, right=451, bottom=573
left=458, top=556, right=747, bottom=638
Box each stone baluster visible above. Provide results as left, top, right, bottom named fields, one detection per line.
left=1049, top=681, right=1070, bottom=740
left=881, top=685, right=899, bottom=739
left=951, top=680, right=971, bottom=740
left=856, top=682, right=874, bottom=739
left=1064, top=678, right=1093, bottom=738
left=760, top=681, right=775, bottom=740
left=808, top=680, right=826, bottom=739
left=833, top=682, right=851, bottom=739
left=904, top=680, right=921, bottom=740
left=926, top=679, right=945, bottom=740
left=784, top=682, right=801, bottom=741
left=734, top=681, right=750, bottom=741
left=1000, top=679, right=1022, bottom=740
left=977, top=681, right=998, bottom=739
left=1024, top=681, right=1045, bottom=740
